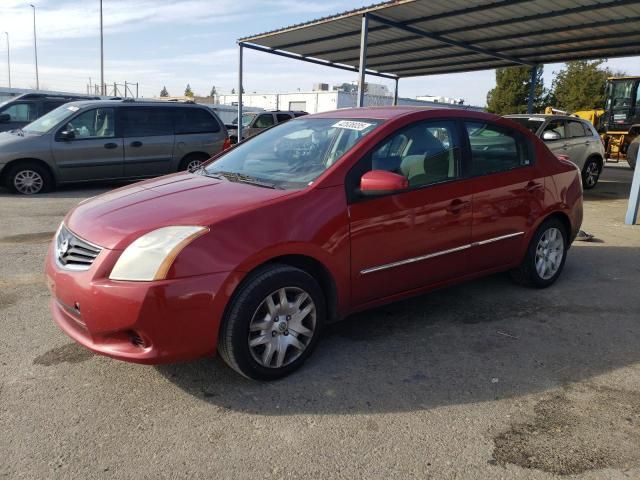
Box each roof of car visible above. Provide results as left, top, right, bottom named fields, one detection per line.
left=310, top=106, right=499, bottom=121
left=505, top=113, right=589, bottom=122
left=64, top=99, right=209, bottom=108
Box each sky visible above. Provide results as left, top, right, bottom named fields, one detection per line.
left=1, top=0, right=639, bottom=107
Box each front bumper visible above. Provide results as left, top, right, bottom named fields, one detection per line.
left=45, top=242, right=231, bottom=364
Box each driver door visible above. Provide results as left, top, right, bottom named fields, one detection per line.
left=348, top=119, right=473, bottom=307
left=51, top=107, right=124, bottom=182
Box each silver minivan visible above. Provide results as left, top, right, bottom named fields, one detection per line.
left=505, top=114, right=606, bottom=189
left=0, top=99, right=228, bottom=194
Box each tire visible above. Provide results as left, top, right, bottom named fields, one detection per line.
left=581, top=157, right=601, bottom=189
left=4, top=161, right=53, bottom=195
left=218, top=264, right=325, bottom=380
left=628, top=139, right=638, bottom=170
left=178, top=153, right=210, bottom=172
left=510, top=217, right=568, bottom=288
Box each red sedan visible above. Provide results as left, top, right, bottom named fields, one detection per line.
left=46, top=107, right=583, bottom=380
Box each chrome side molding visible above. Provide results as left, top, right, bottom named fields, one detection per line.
left=360, top=231, right=524, bottom=275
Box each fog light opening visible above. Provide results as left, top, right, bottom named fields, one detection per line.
left=128, top=330, right=148, bottom=348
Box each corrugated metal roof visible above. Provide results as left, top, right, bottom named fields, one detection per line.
left=239, top=0, right=640, bottom=78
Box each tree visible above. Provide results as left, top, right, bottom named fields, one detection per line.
left=486, top=66, right=545, bottom=114
left=159, top=86, right=169, bottom=97
left=550, top=60, right=624, bottom=112
left=184, top=84, right=194, bottom=98
left=209, top=85, right=217, bottom=97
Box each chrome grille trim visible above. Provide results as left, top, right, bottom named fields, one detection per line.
left=55, top=225, right=102, bottom=271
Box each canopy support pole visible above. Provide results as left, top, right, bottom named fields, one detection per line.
left=237, top=43, right=244, bottom=142
left=626, top=151, right=640, bottom=225
left=527, top=64, right=539, bottom=114
left=357, top=13, right=369, bottom=108
left=393, top=77, right=399, bottom=105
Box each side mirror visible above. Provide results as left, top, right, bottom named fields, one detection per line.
left=0, top=113, right=10, bottom=123
left=359, top=170, right=408, bottom=196
left=542, top=130, right=561, bottom=141
left=58, top=130, right=76, bottom=141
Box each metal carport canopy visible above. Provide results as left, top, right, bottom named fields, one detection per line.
left=234, top=0, right=640, bottom=137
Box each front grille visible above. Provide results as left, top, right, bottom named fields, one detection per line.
left=55, top=225, right=102, bottom=271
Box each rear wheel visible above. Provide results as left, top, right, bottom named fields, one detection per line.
left=510, top=217, right=568, bottom=288
left=4, top=161, right=53, bottom=195
left=581, top=157, right=601, bottom=189
left=218, top=264, right=325, bottom=380
left=178, top=153, right=210, bottom=172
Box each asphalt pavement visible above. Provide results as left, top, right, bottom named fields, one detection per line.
left=1, top=165, right=639, bottom=479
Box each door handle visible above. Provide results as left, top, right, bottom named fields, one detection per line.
left=526, top=181, right=543, bottom=193
left=130, top=141, right=143, bottom=148
left=447, top=199, right=470, bottom=213
left=104, top=142, right=118, bottom=149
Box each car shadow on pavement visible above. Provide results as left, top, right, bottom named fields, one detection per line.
left=157, top=244, right=640, bottom=415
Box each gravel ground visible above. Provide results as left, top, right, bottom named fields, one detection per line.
left=1, top=164, right=639, bottom=480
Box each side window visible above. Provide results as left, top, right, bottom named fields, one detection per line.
left=2, top=103, right=37, bottom=122
left=63, top=108, right=115, bottom=139
left=42, top=101, right=64, bottom=115
left=371, top=120, right=460, bottom=188
left=276, top=113, right=292, bottom=123
left=121, top=107, right=173, bottom=137
left=174, top=108, right=220, bottom=134
left=465, top=122, right=531, bottom=176
left=254, top=114, right=275, bottom=128
left=567, top=121, right=587, bottom=138
left=542, top=120, right=565, bottom=139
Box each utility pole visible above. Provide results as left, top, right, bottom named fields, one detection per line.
left=4, top=32, right=9, bottom=88
left=100, top=0, right=104, bottom=95
left=30, top=4, right=39, bottom=90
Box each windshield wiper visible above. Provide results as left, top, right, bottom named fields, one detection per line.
left=212, top=171, right=280, bottom=189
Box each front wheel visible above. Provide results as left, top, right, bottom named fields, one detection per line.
left=581, top=157, right=601, bottom=189
left=510, top=218, right=568, bottom=288
left=218, top=264, right=325, bottom=380
left=4, top=161, right=53, bottom=195
left=627, top=139, right=638, bottom=170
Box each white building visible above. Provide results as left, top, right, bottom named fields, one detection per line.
left=215, top=90, right=483, bottom=114
left=416, top=95, right=466, bottom=105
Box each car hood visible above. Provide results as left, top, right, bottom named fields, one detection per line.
left=0, top=130, right=40, bottom=151
left=66, top=172, right=295, bottom=250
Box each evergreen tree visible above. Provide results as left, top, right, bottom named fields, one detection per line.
left=209, top=85, right=217, bottom=97
left=159, top=86, right=169, bottom=97
left=231, top=88, right=236, bottom=95
left=184, top=84, right=194, bottom=98
left=550, top=60, right=623, bottom=112
left=486, top=66, right=545, bottom=114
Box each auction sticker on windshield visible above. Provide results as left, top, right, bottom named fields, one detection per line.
left=332, top=120, right=373, bottom=131
left=67, top=106, right=80, bottom=112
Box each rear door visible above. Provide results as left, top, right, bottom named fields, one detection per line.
left=51, top=107, right=124, bottom=182
left=465, top=121, right=544, bottom=272
left=564, top=120, right=591, bottom=169
left=121, top=106, right=174, bottom=178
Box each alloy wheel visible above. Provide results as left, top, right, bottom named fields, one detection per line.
left=584, top=162, right=599, bottom=187
left=248, top=287, right=316, bottom=369
left=14, top=170, right=44, bottom=194
left=535, top=227, right=564, bottom=280
left=187, top=159, right=203, bottom=172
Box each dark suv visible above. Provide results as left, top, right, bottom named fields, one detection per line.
left=0, top=93, right=99, bottom=133
left=227, top=110, right=308, bottom=143
left=0, top=99, right=229, bottom=194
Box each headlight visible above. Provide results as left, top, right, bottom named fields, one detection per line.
left=109, top=226, right=209, bottom=281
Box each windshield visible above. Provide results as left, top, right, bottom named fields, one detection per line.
left=23, top=104, right=78, bottom=134
left=231, top=113, right=257, bottom=127
left=204, top=117, right=381, bottom=189
left=507, top=117, right=545, bottom=134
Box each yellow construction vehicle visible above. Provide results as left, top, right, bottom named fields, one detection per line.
left=601, top=76, right=640, bottom=168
